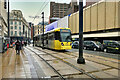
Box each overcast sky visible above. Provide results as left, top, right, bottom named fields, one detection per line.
left=9, top=0, right=86, bottom=25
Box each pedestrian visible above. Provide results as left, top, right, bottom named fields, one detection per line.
left=20, top=40, right=22, bottom=50
left=24, top=41, right=27, bottom=46
left=15, top=40, right=21, bottom=55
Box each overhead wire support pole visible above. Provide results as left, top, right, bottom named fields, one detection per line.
left=42, top=12, right=44, bottom=49
left=33, top=24, right=34, bottom=47
left=77, top=0, right=85, bottom=64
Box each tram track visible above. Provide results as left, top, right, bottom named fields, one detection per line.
left=41, top=49, right=120, bottom=70
left=34, top=47, right=120, bottom=77
left=26, top=47, right=65, bottom=80
left=35, top=47, right=119, bottom=77
left=46, top=50, right=119, bottom=77
left=66, top=51, right=120, bottom=64
left=28, top=46, right=99, bottom=80
left=62, top=51, right=120, bottom=70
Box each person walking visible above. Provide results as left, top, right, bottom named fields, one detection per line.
left=24, top=41, right=27, bottom=46
left=15, top=40, right=21, bottom=55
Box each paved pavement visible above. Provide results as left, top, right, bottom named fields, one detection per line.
left=0, top=47, right=50, bottom=79
left=0, top=46, right=119, bottom=79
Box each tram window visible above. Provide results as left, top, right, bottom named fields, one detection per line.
left=61, top=32, right=71, bottom=42
left=48, top=33, right=55, bottom=40
left=55, top=32, right=61, bottom=41
left=49, top=35, right=54, bottom=40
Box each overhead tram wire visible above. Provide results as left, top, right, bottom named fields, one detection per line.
left=32, top=0, right=50, bottom=22
left=32, top=0, right=48, bottom=22
left=30, top=1, right=45, bottom=19
left=36, top=0, right=50, bottom=18
left=32, top=2, right=46, bottom=22
left=32, top=0, right=69, bottom=23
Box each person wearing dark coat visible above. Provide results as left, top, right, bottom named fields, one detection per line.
left=15, top=40, right=21, bottom=54
left=20, top=40, right=22, bottom=50
left=24, top=41, right=27, bottom=46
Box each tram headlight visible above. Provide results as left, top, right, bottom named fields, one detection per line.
left=61, top=43, right=64, bottom=46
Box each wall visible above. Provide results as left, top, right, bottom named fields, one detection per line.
left=58, top=16, right=69, bottom=28
left=69, top=1, right=120, bottom=34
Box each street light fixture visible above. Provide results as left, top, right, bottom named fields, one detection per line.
left=77, top=0, right=85, bottom=64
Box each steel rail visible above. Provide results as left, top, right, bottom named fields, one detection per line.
left=26, top=47, right=66, bottom=80
left=62, top=51, right=120, bottom=70
left=33, top=47, right=98, bottom=80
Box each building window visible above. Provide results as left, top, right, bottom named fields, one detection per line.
left=19, top=31, right=21, bottom=36
left=15, top=26, right=17, bottom=29
left=15, top=21, right=17, bottom=25
left=19, top=22, right=21, bottom=25
left=11, top=21, right=13, bottom=25
left=19, top=26, right=21, bottom=30
left=15, top=17, right=17, bottom=19
left=15, top=31, right=17, bottom=36
left=4, top=0, right=7, bottom=9
left=11, top=26, right=13, bottom=29
left=11, top=31, right=13, bottom=36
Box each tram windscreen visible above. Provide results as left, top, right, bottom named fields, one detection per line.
left=60, top=29, right=71, bottom=42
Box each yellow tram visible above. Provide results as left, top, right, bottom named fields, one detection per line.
left=34, top=28, right=72, bottom=50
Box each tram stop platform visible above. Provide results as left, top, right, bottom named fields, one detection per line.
left=0, top=46, right=120, bottom=80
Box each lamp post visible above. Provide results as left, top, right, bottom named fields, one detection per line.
left=7, top=0, right=10, bottom=47
left=42, top=12, right=44, bottom=49
left=77, top=0, right=85, bottom=64
left=33, top=24, right=34, bottom=47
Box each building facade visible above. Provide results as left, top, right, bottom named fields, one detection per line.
left=0, top=0, right=8, bottom=53
left=0, top=0, right=8, bottom=37
left=29, top=23, right=34, bottom=40
left=34, top=22, right=48, bottom=36
left=50, top=2, right=70, bottom=18
left=10, top=10, right=30, bottom=42
left=86, top=0, right=100, bottom=7
left=69, top=1, right=120, bottom=42
left=65, top=0, right=78, bottom=15
left=50, top=0, right=78, bottom=23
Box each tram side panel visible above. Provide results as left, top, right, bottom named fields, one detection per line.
left=40, top=35, right=43, bottom=47
left=44, top=34, right=47, bottom=48
left=48, top=33, right=55, bottom=49
left=38, top=35, right=41, bottom=47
